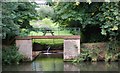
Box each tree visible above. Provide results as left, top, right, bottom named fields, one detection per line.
left=52, top=2, right=104, bottom=42
left=36, top=5, right=55, bottom=19
left=2, top=2, right=38, bottom=44
left=52, top=2, right=120, bottom=42
left=95, top=2, right=120, bottom=40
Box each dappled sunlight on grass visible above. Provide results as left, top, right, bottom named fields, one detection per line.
left=33, top=39, right=64, bottom=45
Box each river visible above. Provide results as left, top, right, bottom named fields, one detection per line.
left=2, top=53, right=119, bottom=71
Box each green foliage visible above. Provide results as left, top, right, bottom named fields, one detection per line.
left=37, top=5, right=55, bottom=19
left=105, top=41, right=120, bottom=62
left=2, top=2, right=37, bottom=39
left=2, top=45, right=23, bottom=65
left=52, top=2, right=120, bottom=42
left=30, top=18, right=58, bottom=28
left=33, top=39, right=64, bottom=45
left=73, top=41, right=120, bottom=63
left=96, top=2, right=120, bottom=38
left=41, top=18, right=58, bottom=27
left=19, top=28, right=30, bottom=37
left=15, top=2, right=38, bottom=28
left=2, top=2, right=20, bottom=38
left=52, top=2, right=104, bottom=42
left=53, top=2, right=101, bottom=27
left=73, top=48, right=101, bottom=63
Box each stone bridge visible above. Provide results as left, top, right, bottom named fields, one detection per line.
left=16, top=36, right=80, bottom=61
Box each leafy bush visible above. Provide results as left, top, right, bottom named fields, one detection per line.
left=105, top=41, right=120, bottom=62
left=73, top=48, right=101, bottom=63
left=73, top=41, right=120, bottom=63
left=2, top=45, right=23, bottom=65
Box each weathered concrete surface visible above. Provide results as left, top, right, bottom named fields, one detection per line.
left=16, top=40, right=32, bottom=61
left=64, top=39, right=80, bottom=60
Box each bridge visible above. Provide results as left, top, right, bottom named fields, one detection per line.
left=16, top=28, right=80, bottom=60
left=16, top=35, right=80, bottom=61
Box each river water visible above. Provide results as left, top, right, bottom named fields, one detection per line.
left=2, top=53, right=119, bottom=71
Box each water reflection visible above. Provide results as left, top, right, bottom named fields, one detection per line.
left=2, top=53, right=119, bottom=71
left=33, top=54, right=63, bottom=71
left=64, top=62, right=80, bottom=71
left=2, top=62, right=33, bottom=71
left=64, top=62, right=118, bottom=71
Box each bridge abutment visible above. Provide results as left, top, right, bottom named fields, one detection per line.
left=64, top=39, right=80, bottom=60
left=16, top=39, right=33, bottom=61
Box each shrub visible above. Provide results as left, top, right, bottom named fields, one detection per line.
left=105, top=41, right=120, bottom=62
left=73, top=48, right=101, bottom=63
left=2, top=45, right=23, bottom=65
left=73, top=42, right=120, bottom=63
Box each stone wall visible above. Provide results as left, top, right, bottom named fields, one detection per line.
left=81, top=42, right=108, bottom=61
left=81, top=42, right=107, bottom=49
